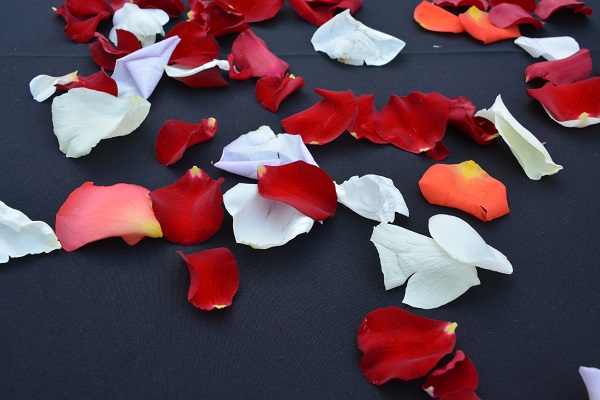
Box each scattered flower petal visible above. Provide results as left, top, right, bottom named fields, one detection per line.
left=214, top=126, right=318, bottom=179
left=90, top=30, right=142, bottom=71
left=164, top=60, right=230, bottom=88
left=423, top=350, right=479, bottom=399
left=475, top=94, right=563, bottom=179
left=347, top=94, right=387, bottom=144
left=358, top=306, right=457, bottom=384
left=489, top=3, right=544, bottom=29
left=434, top=0, right=489, bottom=9
left=137, top=0, right=186, bottom=18
left=223, top=183, right=314, bottom=249
left=155, top=117, right=217, bottom=166
left=288, top=0, right=363, bottom=26
left=311, top=9, right=406, bottom=66
left=535, top=0, right=593, bottom=19
left=448, top=96, right=499, bottom=145
left=526, top=77, right=600, bottom=128
left=580, top=366, right=600, bottom=400
left=514, top=36, right=580, bottom=60
left=29, top=71, right=78, bottom=102
left=53, top=0, right=111, bottom=43
left=255, top=73, right=305, bottom=112
left=0, top=200, right=62, bottom=263
left=110, top=3, right=170, bottom=47
left=223, top=0, right=284, bottom=23
left=55, top=182, right=162, bottom=251
left=414, top=1, right=465, bottom=34
left=165, top=20, right=220, bottom=66
left=335, top=175, right=408, bottom=222
left=489, top=0, right=536, bottom=12
left=525, top=49, right=592, bottom=85
left=257, top=161, right=337, bottom=221
left=228, top=29, right=289, bottom=80
left=459, top=6, right=521, bottom=44
left=188, top=1, right=248, bottom=37
left=419, top=161, right=510, bottom=222
left=177, top=248, right=239, bottom=311
left=51, top=88, right=151, bottom=158
left=54, top=69, right=119, bottom=97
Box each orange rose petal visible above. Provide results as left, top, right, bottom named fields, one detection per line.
left=414, top=1, right=465, bottom=33
left=459, top=6, right=521, bottom=44
left=419, top=161, right=509, bottom=222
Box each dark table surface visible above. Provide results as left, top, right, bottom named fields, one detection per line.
left=1, top=1, right=599, bottom=399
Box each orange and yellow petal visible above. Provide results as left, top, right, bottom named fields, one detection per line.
left=459, top=6, right=521, bottom=44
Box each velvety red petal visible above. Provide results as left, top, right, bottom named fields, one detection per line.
left=526, top=77, right=600, bottom=121
left=109, top=0, right=129, bottom=11
left=288, top=0, right=363, bottom=26
left=155, top=118, right=217, bottom=166
left=525, top=49, right=592, bottom=85
left=224, top=0, right=284, bottom=22
left=194, top=0, right=249, bottom=38
left=177, top=248, right=239, bottom=311
left=449, top=96, right=499, bottom=145
left=489, top=3, right=544, bottom=28
left=89, top=30, right=142, bottom=70
left=137, top=0, right=185, bottom=18
left=414, top=1, right=465, bottom=33
left=347, top=94, right=387, bottom=144
left=282, top=88, right=356, bottom=145
left=426, top=141, right=450, bottom=161
left=434, top=0, right=489, bottom=10
left=489, top=0, right=536, bottom=12
left=358, top=307, right=457, bottom=384
left=53, top=3, right=111, bottom=43
left=257, top=161, right=337, bottom=221
left=54, top=69, right=118, bottom=96
left=459, top=6, right=521, bottom=44
left=374, top=92, right=451, bottom=158
left=255, top=74, right=305, bottom=112
left=229, top=29, right=289, bottom=80
left=149, top=167, right=225, bottom=245
left=56, top=182, right=162, bottom=251
left=64, top=0, right=111, bottom=15
left=423, top=350, right=479, bottom=399
left=169, top=65, right=230, bottom=88
left=166, top=21, right=220, bottom=66
left=535, top=0, right=593, bottom=19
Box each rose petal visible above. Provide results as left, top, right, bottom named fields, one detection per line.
left=434, top=0, right=489, bottom=9
left=459, top=6, right=521, bottom=44
left=525, top=49, right=592, bottom=85
left=514, top=36, right=580, bottom=60
left=165, top=21, right=220, bottom=66
left=475, top=94, right=563, bottom=179
left=51, top=88, right=151, bottom=158
left=223, top=0, right=284, bottom=22
left=177, top=248, right=239, bottom=311
left=288, top=0, right=363, bottom=26
left=311, top=9, right=406, bottom=66
left=358, top=307, right=457, bottom=384
left=282, top=88, right=357, bottom=145
left=489, top=3, right=544, bottom=29
left=448, top=96, right=499, bottom=145
left=347, top=94, right=387, bottom=144
left=55, top=182, right=162, bottom=251
left=155, top=118, right=217, bottom=166
left=257, top=161, right=337, bottom=221
left=535, top=0, right=593, bottom=19
left=110, top=3, right=170, bottom=47
left=90, top=30, right=142, bottom=70
left=54, top=69, right=118, bottom=97
left=489, top=0, right=536, bottom=12
left=53, top=0, right=111, bottom=43
left=526, top=78, right=600, bottom=128
left=335, top=175, right=408, bottom=222
left=255, top=74, right=305, bottom=112
left=163, top=60, right=230, bottom=88
left=137, top=0, right=186, bottom=18
left=0, top=200, right=62, bottom=263
left=150, top=167, right=224, bottom=245
left=419, top=161, right=510, bottom=222
left=29, top=71, right=78, bottom=102
left=580, top=366, right=600, bottom=400
left=214, top=126, right=318, bottom=179
left=188, top=1, right=248, bottom=38
left=423, top=350, right=479, bottom=399
left=414, top=1, right=465, bottom=34
left=223, top=183, right=314, bottom=249
left=228, top=29, right=288, bottom=80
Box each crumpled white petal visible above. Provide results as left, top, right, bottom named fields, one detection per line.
left=109, top=3, right=169, bottom=47
left=514, top=36, right=580, bottom=61
left=223, top=183, right=314, bottom=249
left=164, top=59, right=230, bottom=78
left=0, top=200, right=61, bottom=263
left=51, top=88, right=151, bottom=158
left=311, top=9, right=406, bottom=66
left=580, top=366, right=600, bottom=400
left=475, top=95, right=562, bottom=180
left=214, top=126, right=318, bottom=179
left=112, top=35, right=180, bottom=99
left=29, top=71, right=78, bottom=102
left=335, top=175, right=408, bottom=222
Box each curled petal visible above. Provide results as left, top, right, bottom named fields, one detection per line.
left=255, top=74, right=305, bottom=112
left=137, top=0, right=185, bottom=18
left=223, top=183, right=314, bottom=249
left=228, top=29, right=288, bottom=80
left=53, top=0, right=111, bottom=43
left=29, top=71, right=78, bottom=102
left=282, top=88, right=357, bottom=145
left=358, top=307, right=457, bottom=384
left=164, top=60, right=230, bottom=88
left=112, top=35, right=181, bottom=99
left=150, top=167, right=224, bottom=245
left=110, top=3, right=169, bottom=47
left=335, top=175, right=408, bottom=222
left=526, top=78, right=600, bottom=128
left=459, top=6, right=521, bottom=44
left=55, top=182, right=162, bottom=251
left=448, top=96, right=499, bottom=145
left=155, top=117, right=217, bottom=166
left=419, top=161, right=510, bottom=222
left=489, top=3, right=544, bottom=29
left=580, top=367, right=600, bottom=400
left=51, top=88, right=151, bottom=158
left=224, top=0, right=284, bottom=22
left=288, top=0, right=362, bottom=26
left=257, top=161, right=337, bottom=221
left=475, top=94, right=563, bottom=179
left=214, top=126, right=318, bottom=179
left=0, top=201, right=61, bottom=263
left=535, top=0, right=593, bottom=19
left=423, top=350, right=479, bottom=399
left=525, top=49, right=592, bottom=85
left=90, top=30, right=142, bottom=71
left=514, top=36, right=580, bottom=60
left=165, top=21, right=220, bottom=66
left=414, top=1, right=465, bottom=33
left=54, top=69, right=118, bottom=97
left=311, top=9, right=406, bottom=66
left=347, top=94, right=387, bottom=144
left=489, top=0, right=536, bottom=12
left=433, top=0, right=489, bottom=9
left=192, top=1, right=248, bottom=38
left=178, top=248, right=239, bottom=311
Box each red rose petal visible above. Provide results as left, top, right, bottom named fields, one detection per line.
left=423, top=350, right=479, bottom=399
left=489, top=3, right=544, bottom=28
left=489, top=0, right=536, bottom=12
left=358, top=306, right=457, bottom=384
left=223, top=0, right=284, bottom=22
left=177, top=248, right=239, bottom=311
left=347, top=94, right=388, bottom=144
left=169, top=64, right=230, bottom=88
left=137, top=0, right=185, bottom=18
left=189, top=1, right=248, bottom=38
left=535, top=0, right=593, bottom=19
left=459, top=6, right=521, bottom=44
left=433, top=0, right=489, bottom=10
left=525, top=48, right=592, bottom=85
left=449, top=96, right=499, bottom=145
left=166, top=21, right=220, bottom=66
left=257, top=160, right=337, bottom=221
left=374, top=92, right=451, bottom=159
left=54, top=69, right=118, bottom=97
left=414, top=1, right=465, bottom=33
left=149, top=167, right=225, bottom=245
left=90, top=30, right=141, bottom=70
left=426, top=141, right=450, bottom=161
left=56, top=182, right=163, bottom=251
left=155, top=118, right=217, bottom=166
left=526, top=77, right=600, bottom=122
left=229, top=29, right=289, bottom=80
left=282, top=88, right=357, bottom=145
left=255, top=73, right=305, bottom=112
left=288, top=0, right=363, bottom=26
left=53, top=0, right=111, bottom=43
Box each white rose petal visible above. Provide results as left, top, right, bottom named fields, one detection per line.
left=29, top=71, right=78, bottom=102
left=110, top=3, right=169, bottom=47
left=164, top=59, right=230, bottom=78
left=580, top=366, right=600, bottom=400
left=514, top=36, right=579, bottom=61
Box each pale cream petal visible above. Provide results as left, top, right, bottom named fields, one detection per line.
left=542, top=106, right=600, bottom=128
left=163, top=60, right=230, bottom=78
left=514, top=36, right=579, bottom=61
left=29, top=71, right=78, bottom=102
left=109, top=3, right=169, bottom=47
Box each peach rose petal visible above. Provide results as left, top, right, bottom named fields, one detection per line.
left=459, top=6, right=521, bottom=44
